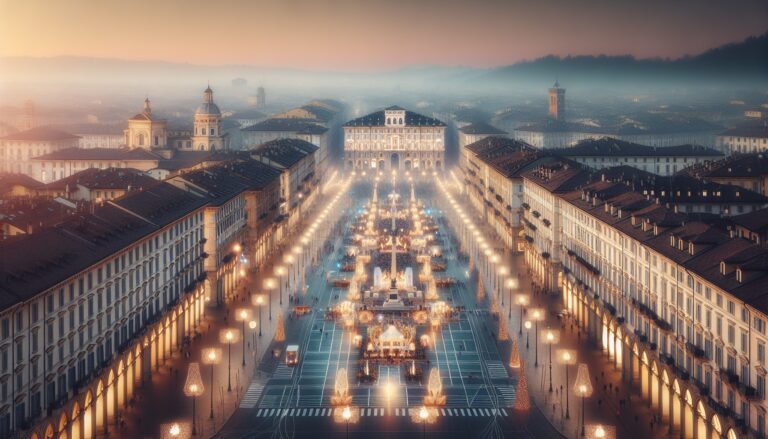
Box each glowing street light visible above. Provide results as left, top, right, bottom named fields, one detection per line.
left=252, top=294, right=265, bottom=336
left=219, top=328, right=240, bottom=392
left=542, top=328, right=560, bottom=392
left=248, top=320, right=258, bottom=359
left=201, top=348, right=221, bottom=419
left=557, top=349, right=577, bottom=419
left=161, top=422, right=190, bottom=439
left=183, top=363, right=204, bottom=435
left=574, top=363, right=593, bottom=437
left=515, top=293, right=529, bottom=333
left=524, top=320, right=532, bottom=349
left=529, top=308, right=545, bottom=367
left=586, top=424, right=615, bottom=439
left=342, top=406, right=352, bottom=439
left=235, top=308, right=252, bottom=367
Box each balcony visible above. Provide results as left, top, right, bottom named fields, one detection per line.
left=719, top=369, right=740, bottom=385
left=685, top=342, right=707, bottom=360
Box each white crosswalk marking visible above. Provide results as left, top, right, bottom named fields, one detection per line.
left=497, top=386, right=517, bottom=406
left=239, top=382, right=265, bottom=408
left=272, top=364, right=294, bottom=379
left=486, top=360, right=509, bottom=379
left=251, top=407, right=511, bottom=417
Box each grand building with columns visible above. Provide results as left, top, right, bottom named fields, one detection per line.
left=343, top=106, right=446, bottom=172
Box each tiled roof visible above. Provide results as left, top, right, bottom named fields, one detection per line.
left=459, top=122, right=507, bottom=135
left=551, top=137, right=722, bottom=157
left=223, top=160, right=282, bottom=190
left=171, top=167, right=251, bottom=207
left=43, top=168, right=158, bottom=191
left=0, top=173, right=42, bottom=191
left=0, top=198, right=78, bottom=232
left=731, top=208, right=768, bottom=233
left=242, top=118, right=328, bottom=134
left=466, top=136, right=533, bottom=154
left=251, top=138, right=318, bottom=169
left=32, top=147, right=160, bottom=161
left=110, top=182, right=208, bottom=228
left=684, top=153, right=768, bottom=179
left=0, top=204, right=158, bottom=309
left=521, top=157, right=591, bottom=192
left=343, top=107, right=446, bottom=127
left=1, top=126, right=80, bottom=141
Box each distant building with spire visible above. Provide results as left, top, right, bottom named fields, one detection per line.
left=548, top=80, right=565, bottom=120
left=190, top=86, right=224, bottom=151
left=124, top=97, right=168, bottom=148
left=256, top=86, right=266, bottom=107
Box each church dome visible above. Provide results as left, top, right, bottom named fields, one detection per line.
left=195, top=102, right=221, bottom=116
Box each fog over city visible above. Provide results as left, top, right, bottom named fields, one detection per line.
left=1, top=1, right=768, bottom=439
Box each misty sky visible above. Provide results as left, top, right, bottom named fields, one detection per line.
left=1, top=0, right=766, bottom=70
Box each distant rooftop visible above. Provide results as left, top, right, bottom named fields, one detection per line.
left=1, top=126, right=80, bottom=142
left=551, top=137, right=722, bottom=157
left=251, top=138, right=318, bottom=169
left=32, top=147, right=160, bottom=161
left=344, top=107, right=446, bottom=128
left=242, top=118, right=328, bottom=134
left=459, top=121, right=507, bottom=135
left=43, top=167, right=158, bottom=191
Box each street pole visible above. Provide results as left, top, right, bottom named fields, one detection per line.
left=192, top=395, right=197, bottom=436
left=227, top=342, right=232, bottom=392
left=519, top=306, right=523, bottom=335
left=241, top=320, right=246, bottom=367
left=565, top=365, right=570, bottom=419
left=259, top=305, right=263, bottom=337
left=580, top=395, right=585, bottom=437
left=548, top=343, right=553, bottom=392
left=209, top=364, right=214, bottom=418
left=534, top=320, right=539, bottom=368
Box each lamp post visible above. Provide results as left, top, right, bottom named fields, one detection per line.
left=542, top=328, right=560, bottom=392
left=529, top=308, right=545, bottom=367
left=557, top=349, right=577, bottom=419
left=219, top=329, right=240, bottom=392
left=252, top=294, right=265, bottom=336
left=574, top=363, right=593, bottom=437
left=342, top=406, right=351, bottom=439
left=184, top=363, right=204, bottom=436
left=419, top=406, right=428, bottom=439
left=524, top=320, right=532, bottom=349
left=201, top=348, right=221, bottom=419
left=515, top=293, right=529, bottom=334
left=506, top=277, right=518, bottom=319
left=235, top=308, right=252, bottom=367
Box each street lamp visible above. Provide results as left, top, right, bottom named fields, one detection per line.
left=342, top=406, right=351, bottom=439
left=542, top=328, right=560, bottom=392
left=235, top=308, right=252, bottom=367
left=585, top=424, right=615, bottom=439
left=273, top=268, right=284, bottom=310
left=515, top=293, right=529, bottom=334
left=506, top=277, right=518, bottom=318
left=252, top=294, right=265, bottom=336
left=574, top=363, right=593, bottom=437
left=529, top=308, right=545, bottom=367
left=524, top=320, right=532, bottom=349
left=201, top=348, right=221, bottom=419
left=184, top=363, right=204, bottom=436
left=219, top=329, right=240, bottom=392
left=557, top=349, right=577, bottom=419
left=419, top=406, right=428, bottom=439
left=497, top=265, right=508, bottom=303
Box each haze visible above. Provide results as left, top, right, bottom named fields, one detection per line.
left=1, top=0, right=767, bottom=70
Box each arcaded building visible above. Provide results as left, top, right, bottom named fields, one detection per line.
left=343, top=106, right=446, bottom=172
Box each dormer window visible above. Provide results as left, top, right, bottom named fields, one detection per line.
left=720, top=261, right=726, bottom=275
left=688, top=242, right=695, bottom=255
left=736, top=268, right=743, bottom=283
left=384, top=108, right=406, bottom=127
left=670, top=236, right=676, bottom=247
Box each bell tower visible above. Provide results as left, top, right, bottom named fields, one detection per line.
left=548, top=80, right=565, bottom=120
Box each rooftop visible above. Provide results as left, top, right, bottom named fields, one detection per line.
left=459, top=121, right=508, bottom=135
left=251, top=138, right=318, bottom=169
left=719, top=122, right=768, bottom=138
left=43, top=167, right=158, bottom=191
left=551, top=137, right=723, bottom=157
left=344, top=107, right=446, bottom=128
left=32, top=147, right=160, bottom=161
left=242, top=118, right=328, bottom=135
left=1, top=126, right=80, bottom=142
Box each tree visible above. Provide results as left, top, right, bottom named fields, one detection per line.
left=275, top=313, right=285, bottom=342
left=498, top=317, right=509, bottom=341
left=509, top=339, right=521, bottom=369
left=513, top=363, right=530, bottom=411
left=476, top=276, right=485, bottom=302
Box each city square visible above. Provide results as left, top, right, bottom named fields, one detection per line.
left=2, top=2, right=768, bottom=439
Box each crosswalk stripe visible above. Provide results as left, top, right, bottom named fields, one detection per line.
left=248, top=406, right=517, bottom=417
